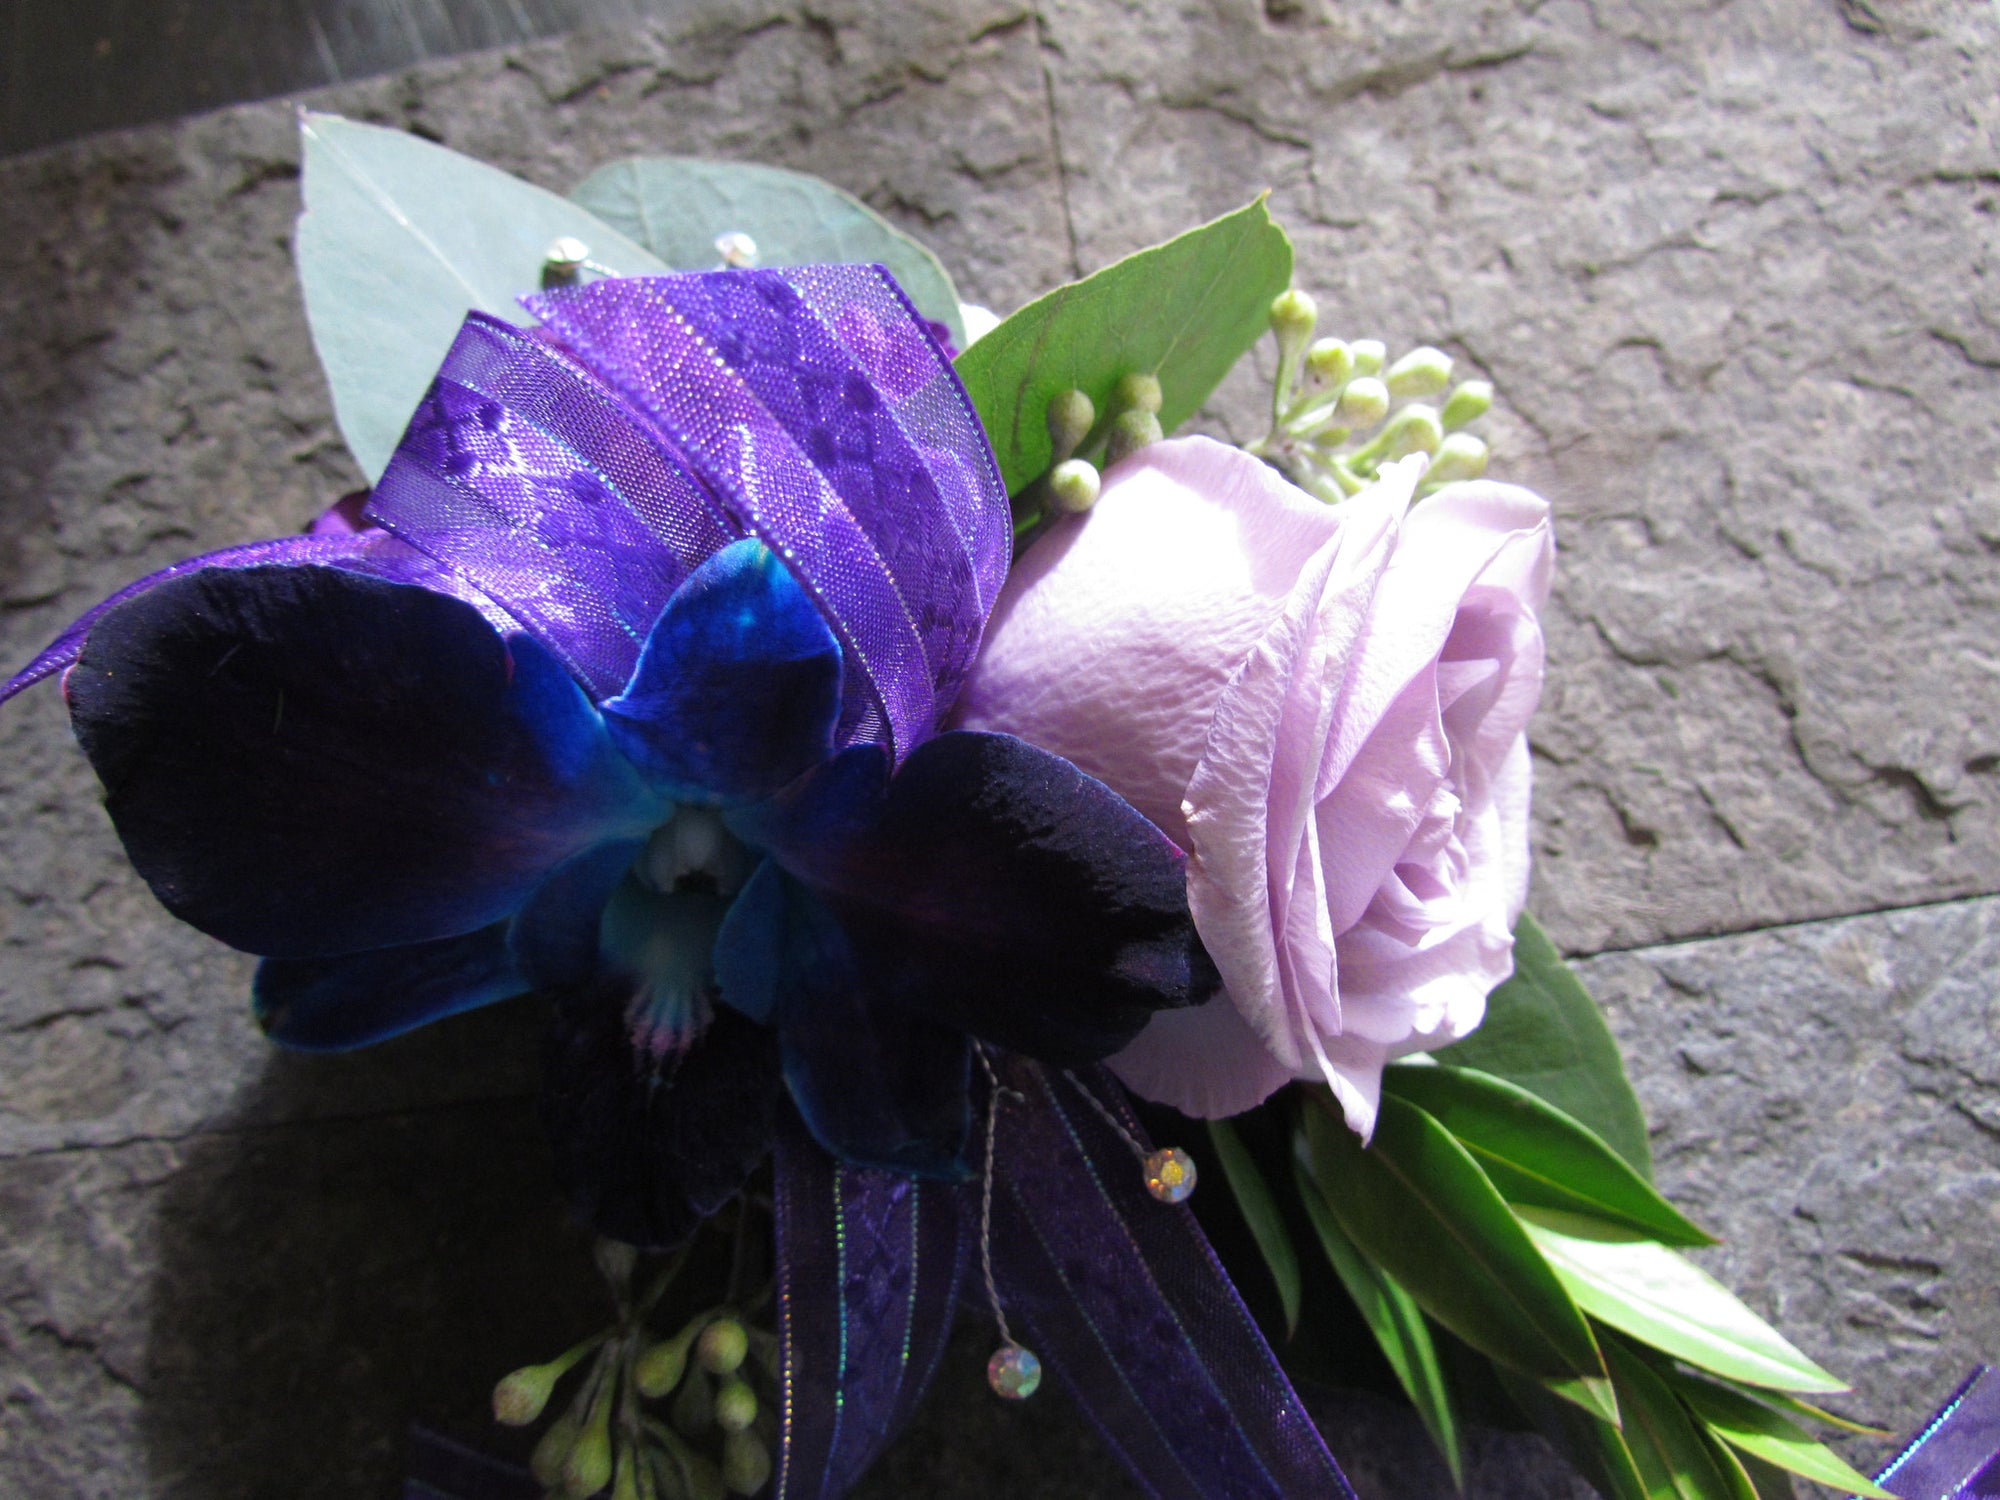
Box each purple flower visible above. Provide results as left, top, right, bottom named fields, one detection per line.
left=3, top=266, right=1215, bottom=1247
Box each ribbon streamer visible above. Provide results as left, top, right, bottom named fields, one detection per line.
left=1872, top=1365, right=2000, bottom=1500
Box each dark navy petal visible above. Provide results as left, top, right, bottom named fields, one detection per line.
left=753, top=731, right=1218, bottom=1066
left=542, top=994, right=782, bottom=1250
left=66, top=565, right=660, bottom=959
left=713, top=862, right=970, bottom=1178
left=600, top=538, right=841, bottom=803
left=252, top=923, right=527, bottom=1051
left=507, top=838, right=644, bottom=990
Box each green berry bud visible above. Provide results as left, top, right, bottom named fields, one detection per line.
left=1114, top=371, right=1163, bottom=415
left=593, top=1239, right=637, bottom=1290
left=634, top=1333, right=690, bottom=1399
left=1440, top=379, right=1493, bottom=431
left=1381, top=403, right=1444, bottom=459
left=1045, top=388, right=1095, bottom=462
left=1348, top=339, right=1386, bottom=378
left=1335, top=377, right=1390, bottom=430
left=1048, top=458, right=1102, bottom=514
left=1426, top=431, right=1489, bottom=484
left=1105, top=409, right=1164, bottom=466
left=612, top=1449, right=642, bottom=1500
left=563, top=1389, right=615, bottom=1498
left=1384, top=345, right=1453, bottom=398
left=493, top=1363, right=560, bottom=1427
left=1269, top=289, right=1318, bottom=342
left=685, top=1453, right=728, bottom=1500
left=697, top=1319, right=749, bottom=1378
left=715, top=1378, right=759, bottom=1432
left=532, top=1416, right=580, bottom=1487
left=723, top=1430, right=773, bottom=1496
left=1303, top=338, right=1353, bottom=390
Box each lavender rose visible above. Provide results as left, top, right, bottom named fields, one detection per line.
left=956, top=436, right=1553, bottom=1136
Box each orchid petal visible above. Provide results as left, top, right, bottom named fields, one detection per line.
left=601, top=538, right=841, bottom=802
left=66, top=565, right=658, bottom=959
left=252, top=924, right=526, bottom=1051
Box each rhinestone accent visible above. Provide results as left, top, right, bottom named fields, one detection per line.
left=986, top=1345, right=1042, bottom=1400
left=1144, top=1146, right=1198, bottom=1203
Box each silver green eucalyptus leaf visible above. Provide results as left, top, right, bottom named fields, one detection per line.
left=569, top=157, right=965, bottom=347
left=295, top=111, right=670, bottom=482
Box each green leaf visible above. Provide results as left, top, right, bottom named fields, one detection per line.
left=1732, top=1451, right=1799, bottom=1500
left=1741, top=1389, right=1889, bottom=1438
left=1299, top=1093, right=1609, bottom=1405
left=1291, top=1151, right=1462, bottom=1484
left=1606, top=1337, right=1749, bottom=1500
left=1516, top=1209, right=1846, bottom=1394
left=295, top=111, right=670, bottom=482
left=568, top=156, right=964, bottom=346
left=1207, top=1118, right=1302, bottom=1338
left=1667, top=1371, right=1896, bottom=1497
left=1700, top=1429, right=1764, bottom=1500
left=1383, top=1065, right=1713, bottom=1247
left=1435, top=913, right=1653, bottom=1177
left=953, top=198, right=1292, bottom=495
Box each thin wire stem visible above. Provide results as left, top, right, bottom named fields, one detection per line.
left=1059, top=1067, right=1149, bottom=1162
left=974, top=1042, right=1019, bottom=1350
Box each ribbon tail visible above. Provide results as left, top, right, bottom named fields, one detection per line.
left=985, top=1054, right=1356, bottom=1500
left=402, top=1426, right=539, bottom=1500
left=773, top=1111, right=969, bottom=1500
left=1874, top=1365, right=2000, bottom=1499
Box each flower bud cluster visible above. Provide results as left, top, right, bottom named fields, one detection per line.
left=1247, top=287, right=1495, bottom=503
left=498, top=1237, right=779, bottom=1498
left=1014, top=370, right=1168, bottom=543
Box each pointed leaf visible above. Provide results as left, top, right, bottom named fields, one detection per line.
left=1732, top=1451, right=1798, bottom=1500
left=1300, top=1093, right=1608, bottom=1398
left=1291, top=1152, right=1462, bottom=1484
left=1384, top=1064, right=1713, bottom=1246
left=1701, top=1432, right=1766, bottom=1500
left=295, top=111, right=670, bottom=481
left=1516, top=1209, right=1846, bottom=1394
left=1500, top=1367, right=1651, bottom=1500
left=568, top=156, right=964, bottom=346
left=954, top=198, right=1292, bottom=495
left=1607, top=1337, right=1750, bottom=1500
left=1436, top=913, right=1653, bottom=1176
left=1739, top=1389, right=1888, bottom=1438
left=1667, top=1371, right=1897, bottom=1497
left=1208, top=1118, right=1303, bottom=1338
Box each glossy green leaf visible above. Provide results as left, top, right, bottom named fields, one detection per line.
left=1607, top=1337, right=1748, bottom=1500
left=1291, top=1150, right=1462, bottom=1483
left=1517, top=1209, right=1846, bottom=1394
left=1383, top=1065, right=1713, bottom=1247
left=1701, top=1429, right=1764, bottom=1500
left=1668, top=1371, right=1895, bottom=1497
left=1207, top=1118, right=1302, bottom=1338
left=953, top=198, right=1292, bottom=494
left=1742, top=1389, right=1888, bottom=1438
left=1300, top=1094, right=1609, bottom=1403
left=295, top=111, right=670, bottom=481
left=1732, top=1451, right=1799, bottom=1500
left=568, top=156, right=964, bottom=345
left=1435, top=914, right=1653, bottom=1176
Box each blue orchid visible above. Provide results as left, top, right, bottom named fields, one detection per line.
left=11, top=266, right=1212, bottom=1248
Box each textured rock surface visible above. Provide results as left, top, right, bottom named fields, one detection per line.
left=1, top=0, right=1997, bottom=1496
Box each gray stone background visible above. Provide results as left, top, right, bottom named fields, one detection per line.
left=1, top=0, right=1996, bottom=1495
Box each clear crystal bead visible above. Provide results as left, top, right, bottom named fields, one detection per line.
left=986, top=1344, right=1042, bottom=1400
left=1143, top=1146, right=1197, bottom=1203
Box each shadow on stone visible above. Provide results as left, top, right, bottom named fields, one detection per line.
left=139, top=999, right=604, bottom=1500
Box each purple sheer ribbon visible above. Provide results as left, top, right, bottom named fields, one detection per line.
left=984, top=1055, right=1357, bottom=1500
left=1873, top=1366, right=2000, bottom=1500
left=402, top=1426, right=541, bottom=1500
left=773, top=1115, right=970, bottom=1500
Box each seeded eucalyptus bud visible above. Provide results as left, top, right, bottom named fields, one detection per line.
left=1114, top=371, right=1163, bottom=415
left=1303, top=338, right=1353, bottom=390
left=1385, top=345, right=1453, bottom=398
left=1045, top=388, right=1095, bottom=462
left=1381, top=403, right=1444, bottom=459
left=1426, top=431, right=1489, bottom=484
left=533, top=1416, right=580, bottom=1487
left=594, top=1239, right=637, bottom=1291
left=635, top=1328, right=694, bottom=1399
left=685, top=1452, right=728, bottom=1500
left=715, top=1378, right=759, bottom=1432
left=563, top=1385, right=616, bottom=1498
left=1269, top=289, right=1318, bottom=343
left=1105, top=409, right=1164, bottom=466
left=1048, top=458, right=1101, bottom=514
left=1440, top=379, right=1493, bottom=430
left=612, top=1449, right=642, bottom=1500
left=697, top=1320, right=749, bottom=1378
left=494, top=1363, right=560, bottom=1427
left=723, top=1430, right=773, bottom=1496
left=1335, top=377, right=1390, bottom=430
left=1348, top=339, right=1386, bottom=378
